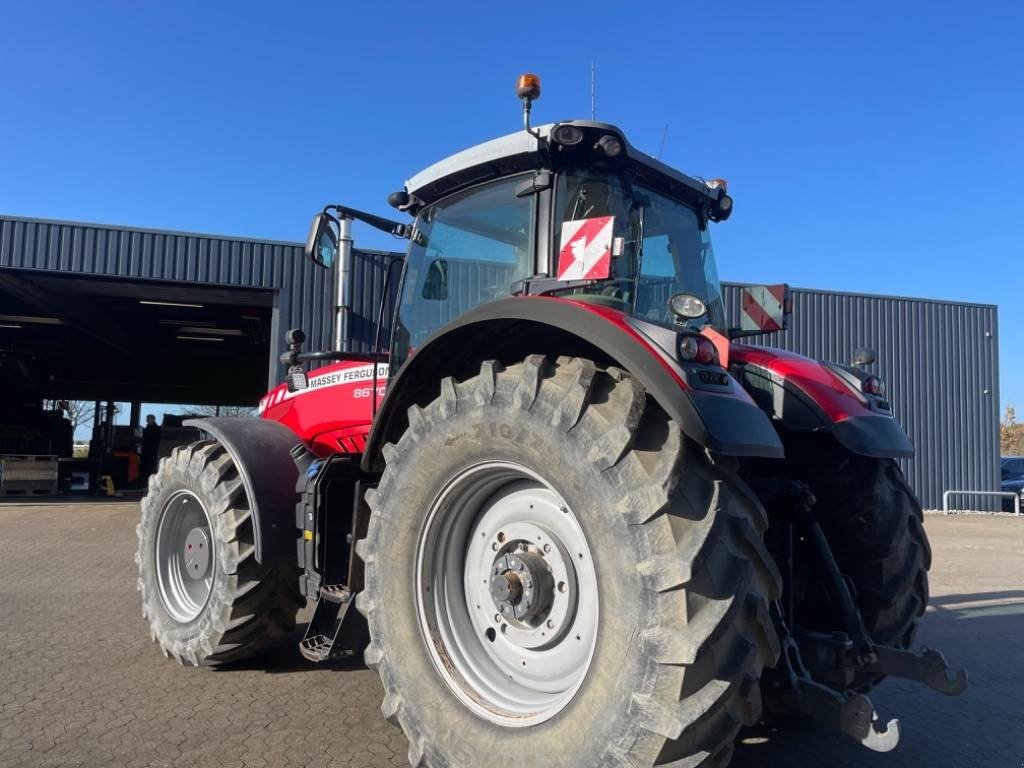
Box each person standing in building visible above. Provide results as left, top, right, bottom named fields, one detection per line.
left=140, top=414, right=162, bottom=487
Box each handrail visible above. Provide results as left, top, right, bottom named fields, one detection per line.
left=942, top=489, right=1020, bottom=515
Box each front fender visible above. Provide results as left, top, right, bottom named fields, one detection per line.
left=362, top=296, right=784, bottom=471
left=184, top=417, right=302, bottom=564
left=730, top=344, right=914, bottom=459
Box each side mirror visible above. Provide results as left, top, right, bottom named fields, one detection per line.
left=422, top=259, right=449, bottom=300
left=304, top=213, right=339, bottom=268
left=732, top=284, right=792, bottom=337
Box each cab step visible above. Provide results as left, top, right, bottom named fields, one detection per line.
left=298, top=585, right=367, bottom=663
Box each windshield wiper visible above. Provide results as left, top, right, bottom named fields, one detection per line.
left=631, top=201, right=646, bottom=314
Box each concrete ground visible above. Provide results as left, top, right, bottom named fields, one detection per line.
left=0, top=501, right=1021, bottom=768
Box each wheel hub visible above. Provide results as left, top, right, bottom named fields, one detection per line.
left=489, top=550, right=554, bottom=625
left=183, top=527, right=211, bottom=580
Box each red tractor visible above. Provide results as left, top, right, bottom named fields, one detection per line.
left=136, top=74, right=965, bottom=767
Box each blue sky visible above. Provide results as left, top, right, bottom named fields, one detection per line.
left=1, top=1, right=1021, bottom=409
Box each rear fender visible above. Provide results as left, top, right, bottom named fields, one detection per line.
left=730, top=344, right=914, bottom=459
left=184, top=417, right=303, bottom=564
left=362, top=296, right=784, bottom=471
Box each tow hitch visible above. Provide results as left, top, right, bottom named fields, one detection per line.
left=758, top=479, right=968, bottom=752
left=768, top=604, right=901, bottom=752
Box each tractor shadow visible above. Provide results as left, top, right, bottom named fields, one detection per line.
left=212, top=621, right=368, bottom=675
left=208, top=591, right=1024, bottom=765
left=732, top=590, right=1024, bottom=767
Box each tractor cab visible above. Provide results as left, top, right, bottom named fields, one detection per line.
left=302, top=75, right=766, bottom=380
left=388, top=119, right=732, bottom=367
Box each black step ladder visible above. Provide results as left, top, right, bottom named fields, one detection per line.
left=299, top=585, right=368, bottom=662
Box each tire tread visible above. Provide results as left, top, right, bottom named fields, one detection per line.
left=359, top=357, right=780, bottom=768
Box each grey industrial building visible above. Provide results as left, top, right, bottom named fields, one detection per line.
left=0, top=214, right=1000, bottom=508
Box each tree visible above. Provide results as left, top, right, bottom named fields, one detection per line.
left=1001, top=406, right=1024, bottom=456
left=63, top=400, right=96, bottom=433
left=184, top=404, right=257, bottom=419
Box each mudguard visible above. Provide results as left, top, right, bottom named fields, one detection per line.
left=730, top=343, right=914, bottom=459
left=184, top=417, right=303, bottom=564
left=362, top=295, right=784, bottom=471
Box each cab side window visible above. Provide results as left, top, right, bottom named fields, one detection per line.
left=395, top=175, right=535, bottom=363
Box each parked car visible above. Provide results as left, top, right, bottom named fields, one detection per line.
left=1000, top=456, right=1024, bottom=512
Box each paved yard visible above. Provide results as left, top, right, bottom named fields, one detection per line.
left=0, top=501, right=1021, bottom=768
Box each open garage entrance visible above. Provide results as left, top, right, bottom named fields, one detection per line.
left=0, top=269, right=273, bottom=405
left=0, top=267, right=274, bottom=494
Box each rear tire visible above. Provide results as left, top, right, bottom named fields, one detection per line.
left=793, top=449, right=931, bottom=691
left=357, top=357, right=780, bottom=768
left=136, top=441, right=303, bottom=665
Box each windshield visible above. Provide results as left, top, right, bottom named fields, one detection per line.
left=554, top=170, right=725, bottom=329
left=392, top=173, right=535, bottom=366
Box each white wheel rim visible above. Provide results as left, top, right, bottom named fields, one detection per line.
left=155, top=490, right=215, bottom=623
left=415, top=461, right=598, bottom=727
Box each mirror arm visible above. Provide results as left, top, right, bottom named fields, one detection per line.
left=325, top=204, right=410, bottom=239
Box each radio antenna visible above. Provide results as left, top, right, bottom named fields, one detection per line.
left=657, top=123, right=670, bottom=160
left=590, top=62, right=596, bottom=120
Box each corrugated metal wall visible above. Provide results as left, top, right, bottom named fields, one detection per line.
left=722, top=283, right=1001, bottom=509
left=0, top=215, right=390, bottom=385
left=2, top=216, right=999, bottom=508
left=347, top=249, right=403, bottom=355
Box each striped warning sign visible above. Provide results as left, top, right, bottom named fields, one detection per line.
left=556, top=216, right=614, bottom=281
left=740, top=284, right=789, bottom=333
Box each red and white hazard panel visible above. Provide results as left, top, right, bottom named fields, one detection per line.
left=740, top=284, right=790, bottom=333
left=556, top=216, right=614, bottom=280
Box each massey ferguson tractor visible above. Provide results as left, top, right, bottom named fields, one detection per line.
left=136, top=74, right=966, bottom=767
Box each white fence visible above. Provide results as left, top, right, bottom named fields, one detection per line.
left=942, top=489, right=1021, bottom=515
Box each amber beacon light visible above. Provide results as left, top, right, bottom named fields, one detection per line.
left=516, top=73, right=542, bottom=102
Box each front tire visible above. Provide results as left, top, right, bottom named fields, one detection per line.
left=136, top=441, right=303, bottom=665
left=357, top=357, right=780, bottom=768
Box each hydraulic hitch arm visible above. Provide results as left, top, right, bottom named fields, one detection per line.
left=753, top=477, right=968, bottom=755
left=866, top=644, right=968, bottom=695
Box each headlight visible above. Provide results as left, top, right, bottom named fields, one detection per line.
left=669, top=293, right=707, bottom=320
left=551, top=124, right=584, bottom=146
left=595, top=134, right=622, bottom=157
left=678, top=337, right=699, bottom=360
left=862, top=376, right=886, bottom=396
left=678, top=335, right=718, bottom=365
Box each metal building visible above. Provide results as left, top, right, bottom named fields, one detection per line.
left=0, top=214, right=1000, bottom=508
